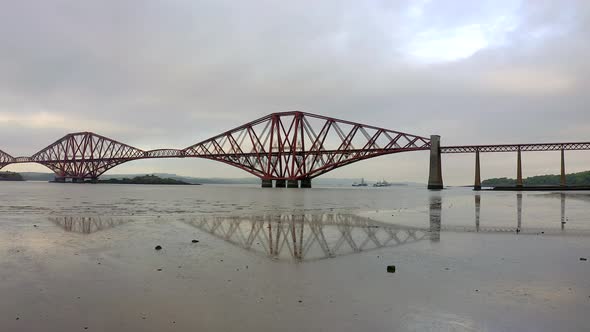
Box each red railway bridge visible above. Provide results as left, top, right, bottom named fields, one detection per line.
left=0, top=111, right=588, bottom=189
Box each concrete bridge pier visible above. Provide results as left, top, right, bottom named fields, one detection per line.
left=516, top=147, right=523, bottom=188
left=300, top=178, right=312, bottom=188
left=54, top=177, right=65, bottom=183
left=474, top=149, right=481, bottom=190
left=427, top=135, right=443, bottom=189
left=275, top=179, right=286, bottom=188
left=261, top=179, right=273, bottom=188
left=287, top=180, right=299, bottom=188
left=560, top=148, right=566, bottom=186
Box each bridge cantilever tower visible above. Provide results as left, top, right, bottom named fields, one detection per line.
left=0, top=149, right=15, bottom=170
left=184, top=111, right=431, bottom=187
left=29, top=132, right=145, bottom=182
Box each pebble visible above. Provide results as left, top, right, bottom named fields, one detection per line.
left=580, top=257, right=588, bottom=261
left=387, top=265, right=396, bottom=273
left=192, top=240, right=199, bottom=243
left=157, top=268, right=162, bottom=271
left=154, top=245, right=162, bottom=250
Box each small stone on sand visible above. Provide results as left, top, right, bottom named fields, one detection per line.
left=192, top=239, right=199, bottom=243
left=387, top=265, right=396, bottom=273
left=155, top=245, right=162, bottom=250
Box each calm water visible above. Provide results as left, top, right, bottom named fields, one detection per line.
left=1, top=182, right=589, bottom=331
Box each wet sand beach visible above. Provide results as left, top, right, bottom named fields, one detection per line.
left=1, top=183, right=589, bottom=331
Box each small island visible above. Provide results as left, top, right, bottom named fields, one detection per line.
left=0, top=171, right=24, bottom=181
left=98, top=174, right=196, bottom=185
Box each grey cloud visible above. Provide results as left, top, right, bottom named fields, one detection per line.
left=0, top=0, right=589, bottom=183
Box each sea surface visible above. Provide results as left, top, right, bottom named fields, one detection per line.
left=1, top=181, right=589, bottom=331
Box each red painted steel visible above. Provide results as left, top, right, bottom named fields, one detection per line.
left=0, top=149, right=15, bottom=170
left=182, top=111, right=431, bottom=179
left=29, top=132, right=144, bottom=180
left=0, top=112, right=431, bottom=180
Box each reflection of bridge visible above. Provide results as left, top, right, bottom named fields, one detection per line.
left=182, top=213, right=430, bottom=261
left=49, top=216, right=132, bottom=234
left=1, top=111, right=588, bottom=188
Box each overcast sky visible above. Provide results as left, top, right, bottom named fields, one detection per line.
left=1, top=0, right=589, bottom=184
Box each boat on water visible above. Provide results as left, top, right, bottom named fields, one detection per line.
left=352, top=178, right=368, bottom=187
left=373, top=180, right=392, bottom=187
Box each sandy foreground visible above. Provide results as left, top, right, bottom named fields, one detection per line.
left=1, top=213, right=589, bottom=332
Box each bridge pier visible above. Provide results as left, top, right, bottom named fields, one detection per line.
left=287, top=180, right=299, bottom=188
left=474, top=149, right=481, bottom=190
left=54, top=177, right=66, bottom=183
left=275, top=179, right=286, bottom=188
left=300, top=178, right=312, bottom=188
left=427, top=135, right=443, bottom=189
left=560, top=148, right=566, bottom=186
left=261, top=179, right=273, bottom=188
left=516, top=147, right=523, bottom=188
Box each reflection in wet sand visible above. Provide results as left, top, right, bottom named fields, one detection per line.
left=517, top=193, right=522, bottom=230
left=49, top=216, right=132, bottom=234
left=561, top=193, right=566, bottom=230
left=429, top=194, right=442, bottom=242
left=475, top=194, right=480, bottom=232
left=447, top=192, right=590, bottom=235
left=183, top=213, right=430, bottom=262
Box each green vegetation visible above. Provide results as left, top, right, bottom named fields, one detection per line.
left=0, top=171, right=24, bottom=181
left=482, top=170, right=590, bottom=186
left=98, top=174, right=195, bottom=185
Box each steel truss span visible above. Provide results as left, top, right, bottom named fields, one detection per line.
left=0, top=111, right=431, bottom=181
left=441, top=142, right=590, bottom=153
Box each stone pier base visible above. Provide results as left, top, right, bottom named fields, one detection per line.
left=287, top=180, right=299, bottom=188
left=261, top=179, right=273, bottom=188
left=300, top=178, right=312, bottom=188
left=427, top=135, right=443, bottom=190
left=275, top=179, right=286, bottom=188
